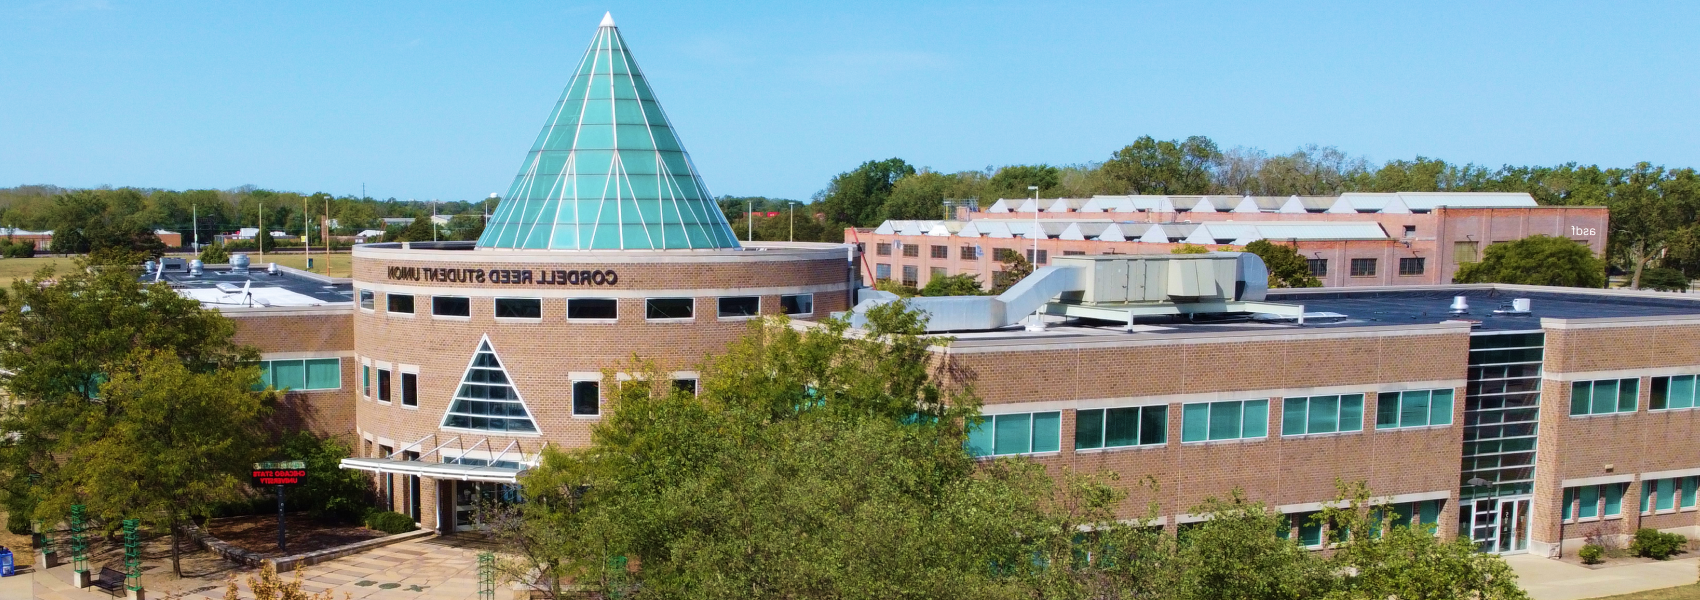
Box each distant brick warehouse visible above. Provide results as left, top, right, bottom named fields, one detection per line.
left=855, top=196, right=1608, bottom=289
left=149, top=12, right=1700, bottom=564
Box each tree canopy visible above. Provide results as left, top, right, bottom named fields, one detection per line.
left=1453, top=235, right=1607, bottom=288
left=1243, top=240, right=1321, bottom=288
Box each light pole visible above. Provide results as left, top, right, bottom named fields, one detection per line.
left=747, top=199, right=753, bottom=242
left=789, top=201, right=800, bottom=242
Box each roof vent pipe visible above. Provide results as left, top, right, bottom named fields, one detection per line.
left=1449, top=296, right=1470, bottom=314
left=1513, top=298, right=1531, bottom=312
left=267, top=262, right=280, bottom=276
left=189, top=260, right=203, bottom=277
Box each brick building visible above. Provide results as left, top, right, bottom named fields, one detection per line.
left=855, top=195, right=1608, bottom=289
left=147, top=14, right=1700, bottom=561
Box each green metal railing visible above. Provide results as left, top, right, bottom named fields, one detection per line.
left=478, top=551, right=495, bottom=600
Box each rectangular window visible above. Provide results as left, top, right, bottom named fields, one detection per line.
left=1281, top=394, right=1364, bottom=436
left=875, top=263, right=891, bottom=280
left=1374, top=389, right=1454, bottom=429
left=646, top=298, right=694, bottom=320
left=876, top=243, right=891, bottom=256
left=1565, top=483, right=1628, bottom=522
left=1349, top=258, right=1377, bottom=277
left=1294, top=511, right=1323, bottom=547
left=362, top=365, right=371, bottom=397
left=929, top=266, right=947, bottom=280
left=1180, top=399, right=1268, bottom=443
left=1403, top=225, right=1417, bottom=237
left=994, top=248, right=1020, bottom=262
left=902, top=243, right=919, bottom=257
left=1398, top=257, right=1425, bottom=276
left=572, top=380, right=599, bottom=416
left=432, top=296, right=471, bottom=317
left=303, top=358, right=340, bottom=390
left=930, top=245, right=948, bottom=259
left=717, top=296, right=761, bottom=318
left=779, top=294, right=813, bottom=315
left=387, top=293, right=414, bottom=314
left=400, top=372, right=418, bottom=407
left=1455, top=241, right=1480, bottom=264
left=960, top=245, right=979, bottom=260
left=257, top=358, right=341, bottom=391
left=966, top=411, right=1061, bottom=457
left=359, top=289, right=375, bottom=309
left=1074, top=405, right=1167, bottom=450
left=1650, top=375, right=1698, bottom=410
left=567, top=298, right=618, bottom=320
left=270, top=360, right=305, bottom=390
left=673, top=379, right=698, bottom=395
left=1641, top=477, right=1694, bottom=513
left=495, top=298, right=542, bottom=319
left=1307, top=259, right=1327, bottom=277
left=901, top=265, right=918, bottom=287
left=378, top=369, right=392, bottom=402
left=1062, top=250, right=1085, bottom=256
left=1570, top=378, right=1639, bottom=416
left=1025, top=249, right=1048, bottom=265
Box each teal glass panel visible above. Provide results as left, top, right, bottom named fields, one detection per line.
left=362, top=365, right=370, bottom=395
left=1674, top=376, right=1696, bottom=409
left=1376, top=393, right=1400, bottom=429
left=1399, top=390, right=1430, bottom=427
left=1578, top=485, right=1598, bottom=518
left=1562, top=488, right=1575, bottom=520
left=1592, top=381, right=1618, bottom=415
left=1308, top=396, right=1339, bottom=434
left=1282, top=397, right=1307, bottom=435
left=1604, top=483, right=1624, bottom=516
left=1031, top=412, right=1061, bottom=453
left=1297, top=512, right=1322, bottom=546
left=1658, top=478, right=1676, bottom=510
left=271, top=360, right=306, bottom=391
left=1340, top=394, right=1364, bottom=431
left=994, top=414, right=1031, bottom=455
left=1643, top=481, right=1653, bottom=513
left=1182, top=403, right=1209, bottom=442
left=1652, top=377, right=1671, bottom=410
left=1074, top=409, right=1104, bottom=450
left=1140, top=406, right=1166, bottom=445
left=1207, top=401, right=1242, bottom=441
left=304, top=358, right=340, bottom=390
left=1417, top=500, right=1439, bottom=525
left=1618, top=379, right=1639, bottom=413
left=1242, top=400, right=1268, bottom=438
left=1571, top=381, right=1591, bottom=416
left=477, top=20, right=740, bottom=250
left=254, top=362, right=270, bottom=392
left=1429, top=389, right=1454, bottom=425
left=1104, top=407, right=1139, bottom=447
left=1684, top=477, right=1698, bottom=508
left=1390, top=503, right=1413, bottom=528
left=967, top=420, right=994, bottom=457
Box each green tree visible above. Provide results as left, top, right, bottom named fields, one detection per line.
left=816, top=158, right=916, bottom=232
left=1243, top=240, right=1321, bottom=288
left=1639, top=267, right=1690, bottom=292
left=257, top=228, right=278, bottom=253
left=1320, top=482, right=1529, bottom=600
left=272, top=432, right=371, bottom=522
left=0, top=251, right=255, bottom=555
left=1176, top=493, right=1335, bottom=600
left=991, top=252, right=1033, bottom=294
left=386, top=216, right=436, bottom=243
left=1171, top=243, right=1210, bottom=254
left=1453, top=235, right=1607, bottom=288
left=199, top=240, right=231, bottom=264
left=918, top=273, right=986, bottom=296
left=58, top=349, right=268, bottom=576
left=882, top=171, right=976, bottom=221
left=1101, top=136, right=1221, bottom=194
left=447, top=214, right=486, bottom=241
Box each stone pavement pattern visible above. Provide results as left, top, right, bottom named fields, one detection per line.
left=1507, top=553, right=1700, bottom=600
left=22, top=535, right=490, bottom=600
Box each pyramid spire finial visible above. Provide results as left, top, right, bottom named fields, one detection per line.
left=600, top=12, right=615, bottom=27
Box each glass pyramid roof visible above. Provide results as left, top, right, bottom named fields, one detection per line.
left=478, top=13, right=741, bottom=250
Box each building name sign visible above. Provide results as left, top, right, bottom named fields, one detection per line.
left=1570, top=225, right=1598, bottom=237
left=386, top=266, right=619, bottom=286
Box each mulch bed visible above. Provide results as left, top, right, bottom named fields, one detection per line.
left=205, top=513, right=386, bottom=557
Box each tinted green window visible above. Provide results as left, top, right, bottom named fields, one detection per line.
left=1074, top=409, right=1105, bottom=450
left=1652, top=376, right=1698, bottom=411
left=1604, top=483, right=1625, bottom=516
left=1076, top=406, right=1165, bottom=450
left=1207, top=401, right=1242, bottom=440
left=1658, top=478, right=1676, bottom=511
left=304, top=358, right=340, bottom=390
left=362, top=365, right=370, bottom=396
left=1399, top=390, right=1430, bottom=427
left=1377, top=389, right=1453, bottom=429
left=1684, top=477, right=1698, bottom=509
left=1184, top=400, right=1265, bottom=442
left=1283, top=394, right=1366, bottom=436
left=1031, top=412, right=1060, bottom=453
left=994, top=414, right=1031, bottom=455
left=1562, top=488, right=1575, bottom=520
left=1573, top=379, right=1640, bottom=416
left=1376, top=393, right=1399, bottom=428
left=1296, top=512, right=1322, bottom=546
left=1578, top=485, right=1599, bottom=518
left=973, top=411, right=1061, bottom=457
left=1104, top=407, right=1140, bottom=447
left=1182, top=403, right=1209, bottom=442
left=968, top=420, right=995, bottom=456
left=271, top=360, right=306, bottom=390
left=1139, top=406, right=1167, bottom=445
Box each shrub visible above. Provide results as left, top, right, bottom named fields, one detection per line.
left=6, top=510, right=31, bottom=535
left=2, top=241, right=36, bottom=258
left=1578, top=544, right=1604, bottom=564
left=1630, top=528, right=1686, bottom=560
left=363, top=510, right=417, bottom=534
left=199, top=242, right=230, bottom=264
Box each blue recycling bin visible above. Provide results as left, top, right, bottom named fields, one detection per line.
left=0, top=547, right=14, bottom=576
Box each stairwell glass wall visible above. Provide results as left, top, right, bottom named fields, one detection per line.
left=1459, top=331, right=1544, bottom=553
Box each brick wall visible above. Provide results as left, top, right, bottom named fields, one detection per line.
left=225, top=310, right=357, bottom=440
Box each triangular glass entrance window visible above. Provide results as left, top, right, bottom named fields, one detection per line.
left=477, top=13, right=741, bottom=250
left=442, top=338, right=538, bottom=433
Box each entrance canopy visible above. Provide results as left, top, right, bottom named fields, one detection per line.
left=338, top=434, right=537, bottom=483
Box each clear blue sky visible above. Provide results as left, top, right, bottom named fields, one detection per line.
left=3, top=1, right=1697, bottom=202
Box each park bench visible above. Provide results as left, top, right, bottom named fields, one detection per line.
left=89, top=566, right=127, bottom=596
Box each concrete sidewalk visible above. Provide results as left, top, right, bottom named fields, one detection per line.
left=1508, top=554, right=1699, bottom=600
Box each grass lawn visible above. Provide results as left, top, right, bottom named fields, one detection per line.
left=242, top=252, right=353, bottom=278
left=1592, top=584, right=1700, bottom=600
left=0, top=256, right=78, bottom=286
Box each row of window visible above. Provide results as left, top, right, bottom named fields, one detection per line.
left=1304, top=257, right=1426, bottom=278
left=1558, top=477, right=1700, bottom=523
left=362, top=364, right=419, bottom=407
left=1276, top=500, right=1442, bottom=547
left=970, top=389, right=1456, bottom=457
left=256, top=358, right=342, bottom=391
left=362, top=292, right=814, bottom=321
left=1642, top=476, right=1700, bottom=514
left=872, top=244, right=1014, bottom=262
left=1568, top=375, right=1700, bottom=416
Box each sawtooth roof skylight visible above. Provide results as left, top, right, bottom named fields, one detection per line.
left=478, top=13, right=740, bottom=251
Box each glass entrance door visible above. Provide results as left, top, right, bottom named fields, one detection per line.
left=1468, top=497, right=1530, bottom=553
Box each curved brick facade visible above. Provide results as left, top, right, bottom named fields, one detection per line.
left=349, top=244, right=853, bottom=458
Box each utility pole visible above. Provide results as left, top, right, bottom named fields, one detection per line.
left=192, top=202, right=199, bottom=253
left=432, top=200, right=438, bottom=242
left=258, top=201, right=265, bottom=262
left=304, top=196, right=311, bottom=269
left=747, top=199, right=753, bottom=241
left=789, top=201, right=795, bottom=242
